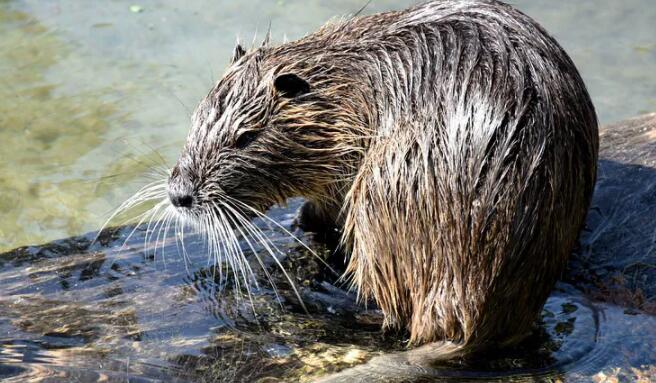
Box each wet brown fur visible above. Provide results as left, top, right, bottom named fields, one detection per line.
left=169, top=0, right=599, bottom=352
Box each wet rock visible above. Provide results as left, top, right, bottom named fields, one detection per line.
left=568, top=113, right=656, bottom=314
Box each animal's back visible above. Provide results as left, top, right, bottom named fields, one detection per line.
left=192, top=0, right=598, bottom=350
left=310, top=0, right=600, bottom=347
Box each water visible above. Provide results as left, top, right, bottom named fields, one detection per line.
left=1, top=0, right=655, bottom=381
left=1, top=0, right=655, bottom=251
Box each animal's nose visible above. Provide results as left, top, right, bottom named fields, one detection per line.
left=169, top=192, right=193, bottom=208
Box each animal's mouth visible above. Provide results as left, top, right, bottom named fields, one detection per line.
left=168, top=196, right=272, bottom=230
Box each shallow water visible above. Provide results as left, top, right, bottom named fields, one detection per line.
left=1, top=0, right=656, bottom=382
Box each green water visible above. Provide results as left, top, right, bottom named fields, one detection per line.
left=1, top=0, right=655, bottom=252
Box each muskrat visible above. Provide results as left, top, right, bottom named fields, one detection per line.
left=166, top=0, right=598, bottom=353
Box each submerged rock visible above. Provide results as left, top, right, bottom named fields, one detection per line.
left=569, top=113, right=656, bottom=313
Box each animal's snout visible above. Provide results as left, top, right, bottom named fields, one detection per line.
left=168, top=164, right=194, bottom=208
left=169, top=191, right=193, bottom=208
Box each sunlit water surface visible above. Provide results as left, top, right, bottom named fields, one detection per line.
left=1, top=0, right=655, bottom=381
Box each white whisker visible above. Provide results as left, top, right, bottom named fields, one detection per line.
left=219, top=201, right=283, bottom=306
left=216, top=206, right=259, bottom=289
left=173, top=213, right=192, bottom=275
left=157, top=207, right=176, bottom=268
left=93, top=180, right=167, bottom=244
left=220, top=199, right=308, bottom=313
left=141, top=200, right=169, bottom=252
left=210, top=205, right=242, bottom=295
left=213, top=204, right=259, bottom=313
left=226, top=196, right=337, bottom=275
left=108, top=171, right=320, bottom=317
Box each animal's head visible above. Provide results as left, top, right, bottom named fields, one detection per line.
left=167, top=44, right=363, bottom=223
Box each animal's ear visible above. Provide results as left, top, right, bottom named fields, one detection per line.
left=274, top=73, right=310, bottom=98
left=232, top=44, right=246, bottom=63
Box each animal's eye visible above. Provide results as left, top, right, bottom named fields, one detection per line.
left=235, top=130, right=259, bottom=149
